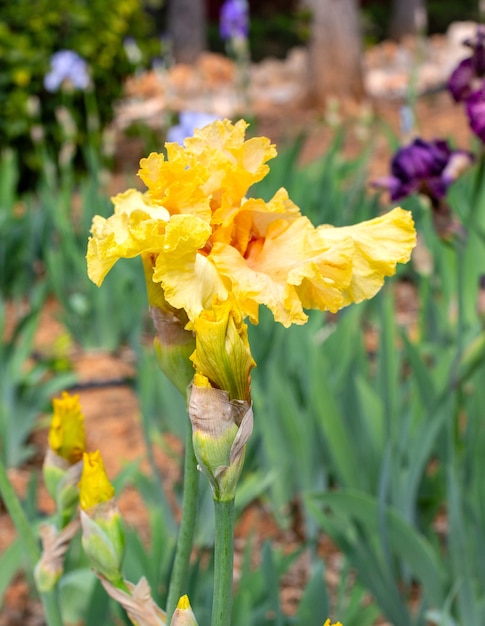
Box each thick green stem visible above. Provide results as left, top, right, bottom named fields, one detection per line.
left=0, top=458, right=64, bottom=626
left=211, top=498, right=235, bottom=626
left=166, top=426, right=199, bottom=621
left=39, top=590, right=64, bottom=626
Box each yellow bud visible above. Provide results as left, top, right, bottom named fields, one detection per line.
left=48, top=391, right=86, bottom=464
left=79, top=451, right=115, bottom=511
left=190, top=298, right=255, bottom=402
left=171, top=593, right=198, bottom=625
left=79, top=452, right=124, bottom=583
left=177, top=595, right=190, bottom=610
left=323, top=620, right=343, bottom=626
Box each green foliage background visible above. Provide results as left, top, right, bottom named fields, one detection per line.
left=0, top=0, right=154, bottom=186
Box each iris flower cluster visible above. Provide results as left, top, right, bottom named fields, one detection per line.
left=373, top=26, right=485, bottom=238
left=448, top=25, right=485, bottom=142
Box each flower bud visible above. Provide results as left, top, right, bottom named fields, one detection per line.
left=143, top=254, right=196, bottom=396
left=79, top=451, right=125, bottom=585
left=190, top=298, right=255, bottom=402
left=189, top=382, right=253, bottom=501
left=188, top=299, right=255, bottom=500
left=43, top=391, right=86, bottom=523
left=170, top=595, right=198, bottom=626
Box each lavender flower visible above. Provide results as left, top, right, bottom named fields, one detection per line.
left=448, top=25, right=485, bottom=103
left=373, top=138, right=473, bottom=203
left=44, top=50, right=90, bottom=92
left=166, top=111, right=221, bottom=145
left=219, top=0, right=249, bottom=41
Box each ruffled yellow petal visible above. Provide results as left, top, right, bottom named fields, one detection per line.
left=78, top=450, right=115, bottom=511
left=211, top=217, right=353, bottom=326
left=86, top=189, right=169, bottom=286
left=317, top=207, right=416, bottom=306
left=139, top=149, right=212, bottom=221
left=153, top=214, right=227, bottom=320
left=184, top=119, right=277, bottom=223
left=49, top=391, right=86, bottom=464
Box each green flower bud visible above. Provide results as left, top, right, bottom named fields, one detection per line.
left=80, top=505, right=125, bottom=585
left=43, top=449, right=83, bottom=526
left=189, top=383, right=253, bottom=501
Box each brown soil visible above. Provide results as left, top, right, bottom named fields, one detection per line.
left=0, top=86, right=472, bottom=626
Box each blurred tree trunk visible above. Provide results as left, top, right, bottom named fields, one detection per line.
left=389, top=0, right=427, bottom=41
left=303, top=0, right=365, bottom=105
left=168, top=0, right=207, bottom=64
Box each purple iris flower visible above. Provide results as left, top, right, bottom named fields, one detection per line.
left=373, top=138, right=473, bottom=202
left=167, top=111, right=221, bottom=145
left=44, top=50, right=90, bottom=92
left=220, top=0, right=249, bottom=41
left=448, top=25, right=485, bottom=102
left=466, top=87, right=485, bottom=142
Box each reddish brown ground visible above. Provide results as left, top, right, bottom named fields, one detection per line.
left=0, top=88, right=471, bottom=626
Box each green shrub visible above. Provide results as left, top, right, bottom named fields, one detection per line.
left=0, top=0, right=154, bottom=188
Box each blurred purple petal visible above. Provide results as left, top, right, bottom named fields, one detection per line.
left=466, top=88, right=485, bottom=142
left=448, top=24, right=485, bottom=102
left=44, top=50, right=90, bottom=92
left=373, top=137, right=473, bottom=202
left=220, top=0, right=249, bottom=40
left=448, top=58, right=475, bottom=102
left=167, top=111, right=221, bottom=145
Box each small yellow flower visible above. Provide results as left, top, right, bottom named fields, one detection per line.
left=87, top=119, right=416, bottom=328
left=323, top=621, right=343, bottom=626
left=78, top=451, right=115, bottom=511
left=48, top=391, right=86, bottom=464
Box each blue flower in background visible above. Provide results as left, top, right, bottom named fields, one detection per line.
left=44, top=50, right=90, bottom=92
left=219, top=0, right=249, bottom=41
left=448, top=25, right=485, bottom=103
left=373, top=138, right=473, bottom=203
left=167, top=111, right=222, bottom=145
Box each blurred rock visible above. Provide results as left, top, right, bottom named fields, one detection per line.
left=115, top=21, right=482, bottom=129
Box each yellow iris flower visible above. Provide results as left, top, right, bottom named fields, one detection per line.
left=48, top=391, right=86, bottom=464
left=87, top=119, right=416, bottom=327
left=78, top=450, right=115, bottom=511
